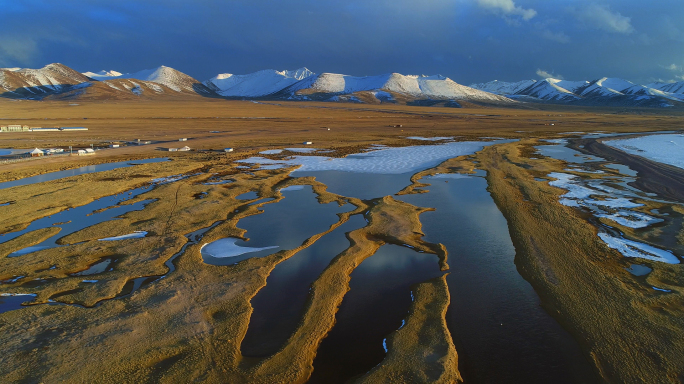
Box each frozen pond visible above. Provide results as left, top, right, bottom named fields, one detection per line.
left=0, top=157, right=168, bottom=190
left=605, top=134, right=684, bottom=170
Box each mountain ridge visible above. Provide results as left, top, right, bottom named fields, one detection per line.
left=1, top=62, right=683, bottom=108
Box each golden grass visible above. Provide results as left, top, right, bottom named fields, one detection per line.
left=475, top=140, right=684, bottom=383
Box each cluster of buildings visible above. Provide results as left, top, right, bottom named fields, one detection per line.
left=24, top=148, right=95, bottom=157
left=0, top=125, right=88, bottom=132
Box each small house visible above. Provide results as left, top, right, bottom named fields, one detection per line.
left=168, top=148, right=178, bottom=152
left=178, top=146, right=191, bottom=152
left=224, top=148, right=234, bottom=152
left=179, top=138, right=188, bottom=141
left=85, top=148, right=95, bottom=154
left=303, top=141, right=313, bottom=145
left=109, top=144, right=120, bottom=148
left=30, top=148, right=44, bottom=157
left=77, top=149, right=87, bottom=156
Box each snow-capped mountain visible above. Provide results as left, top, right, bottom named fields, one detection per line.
left=515, top=79, right=581, bottom=101
left=2, top=62, right=684, bottom=107
left=468, top=79, right=537, bottom=95
left=204, top=67, right=314, bottom=97
left=277, top=72, right=512, bottom=103
left=470, top=76, right=684, bottom=107
left=0, top=63, right=91, bottom=98
left=647, top=81, right=684, bottom=94
left=81, top=66, right=216, bottom=96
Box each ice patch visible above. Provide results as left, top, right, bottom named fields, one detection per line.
left=540, top=139, right=568, bottom=144
left=279, top=185, right=306, bottom=192
left=598, top=233, right=679, bottom=264
left=597, top=211, right=663, bottom=228
left=548, top=173, right=596, bottom=200
left=237, top=141, right=497, bottom=175
left=286, top=148, right=318, bottom=153
left=9, top=246, right=48, bottom=256
left=200, top=238, right=278, bottom=258
left=606, top=134, right=684, bottom=170
left=583, top=198, right=642, bottom=208
left=99, top=231, right=147, bottom=241
left=406, top=136, right=453, bottom=141
left=260, top=149, right=283, bottom=154
left=653, top=287, right=672, bottom=292
left=382, top=338, right=388, bottom=352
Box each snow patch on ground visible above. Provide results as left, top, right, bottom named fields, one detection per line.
left=605, top=134, right=684, bottom=170
left=200, top=238, right=278, bottom=258
left=598, top=233, right=679, bottom=264
left=406, top=136, right=453, bottom=141
left=260, top=149, right=283, bottom=154
left=99, top=231, right=148, bottom=241
left=237, top=141, right=497, bottom=175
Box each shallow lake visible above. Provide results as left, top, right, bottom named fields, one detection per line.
left=398, top=174, right=598, bottom=383
left=0, top=157, right=168, bottom=189
left=0, top=185, right=154, bottom=256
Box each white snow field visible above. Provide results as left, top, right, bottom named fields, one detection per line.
left=605, top=134, right=684, bottom=170
left=237, top=140, right=498, bottom=175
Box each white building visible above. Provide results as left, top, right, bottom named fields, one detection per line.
left=30, top=148, right=44, bottom=157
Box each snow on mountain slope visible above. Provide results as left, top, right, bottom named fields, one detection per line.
left=578, top=77, right=634, bottom=97
left=469, top=79, right=537, bottom=95
left=621, top=84, right=684, bottom=102
left=516, top=78, right=580, bottom=101
left=84, top=66, right=214, bottom=95
left=283, top=72, right=511, bottom=102
left=553, top=79, right=589, bottom=94
left=648, top=81, right=684, bottom=94
left=83, top=70, right=123, bottom=79
left=205, top=67, right=314, bottom=97
left=0, top=63, right=91, bottom=97
left=121, top=66, right=202, bottom=92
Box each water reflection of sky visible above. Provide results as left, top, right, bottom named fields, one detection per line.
left=203, top=185, right=353, bottom=265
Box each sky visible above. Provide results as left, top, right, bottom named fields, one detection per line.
left=0, top=0, right=683, bottom=85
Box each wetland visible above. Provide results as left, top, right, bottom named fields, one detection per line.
left=1, top=100, right=684, bottom=383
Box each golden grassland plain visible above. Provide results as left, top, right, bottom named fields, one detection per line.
left=1, top=99, right=684, bottom=383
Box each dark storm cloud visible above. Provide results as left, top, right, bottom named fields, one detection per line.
left=0, top=0, right=682, bottom=84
